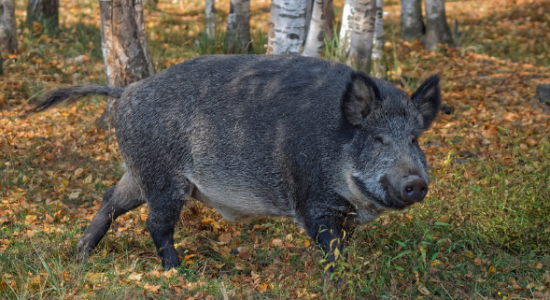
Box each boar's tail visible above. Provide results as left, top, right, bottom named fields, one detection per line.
left=23, top=85, right=125, bottom=116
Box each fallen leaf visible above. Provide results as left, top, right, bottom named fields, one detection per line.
left=272, top=239, right=283, bottom=247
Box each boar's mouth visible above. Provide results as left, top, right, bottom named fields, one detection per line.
left=351, top=175, right=410, bottom=210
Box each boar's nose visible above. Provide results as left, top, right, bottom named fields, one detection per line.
left=403, top=177, right=428, bottom=203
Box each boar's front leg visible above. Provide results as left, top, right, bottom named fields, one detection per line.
left=304, top=216, right=344, bottom=275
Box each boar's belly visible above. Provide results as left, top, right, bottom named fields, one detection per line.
left=190, top=183, right=294, bottom=223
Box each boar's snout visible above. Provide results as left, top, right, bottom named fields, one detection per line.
left=402, top=176, right=428, bottom=203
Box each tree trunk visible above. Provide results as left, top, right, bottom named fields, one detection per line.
left=371, top=0, right=386, bottom=78
left=424, top=0, right=453, bottom=50
left=323, top=0, right=334, bottom=42
left=267, top=0, right=308, bottom=55
left=302, top=0, right=326, bottom=57
left=0, top=0, right=17, bottom=53
left=400, top=0, right=424, bottom=42
left=226, top=0, right=251, bottom=53
left=26, top=0, right=59, bottom=33
left=205, top=0, right=216, bottom=39
left=338, top=0, right=355, bottom=57
left=96, top=0, right=155, bottom=130
left=348, top=0, right=376, bottom=73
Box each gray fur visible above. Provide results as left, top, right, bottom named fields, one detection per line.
left=31, top=55, right=441, bottom=271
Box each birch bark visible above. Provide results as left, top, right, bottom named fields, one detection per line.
left=226, top=0, right=251, bottom=53
left=205, top=0, right=216, bottom=39
left=302, top=0, right=326, bottom=57
left=338, top=0, right=355, bottom=56
left=26, top=0, right=59, bottom=32
left=0, top=0, right=17, bottom=53
left=424, top=0, right=453, bottom=50
left=348, top=0, right=376, bottom=73
left=267, top=0, right=308, bottom=55
left=400, top=0, right=424, bottom=41
left=96, top=0, right=155, bottom=130
left=371, top=0, right=386, bottom=78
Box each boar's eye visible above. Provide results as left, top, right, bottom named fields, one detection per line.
left=374, top=136, right=385, bottom=145
left=411, top=136, right=417, bottom=144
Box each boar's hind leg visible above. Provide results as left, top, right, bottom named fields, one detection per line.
left=146, top=182, right=190, bottom=270
left=77, top=172, right=145, bottom=259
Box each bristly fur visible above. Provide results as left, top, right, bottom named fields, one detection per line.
left=30, top=55, right=441, bottom=274
left=23, top=85, right=125, bottom=116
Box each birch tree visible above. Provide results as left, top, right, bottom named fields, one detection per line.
left=26, top=0, right=59, bottom=32
left=338, top=0, right=355, bottom=56
left=424, top=0, right=453, bottom=50
left=302, top=0, right=326, bottom=57
left=226, top=0, right=251, bottom=53
left=400, top=0, right=424, bottom=41
left=267, top=0, right=308, bottom=55
left=0, top=0, right=17, bottom=53
left=205, top=0, right=216, bottom=39
left=371, top=0, right=386, bottom=78
left=96, top=0, right=155, bottom=130
left=348, top=0, right=376, bottom=73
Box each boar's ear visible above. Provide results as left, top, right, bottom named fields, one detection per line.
left=343, top=73, right=379, bottom=126
left=411, top=75, right=441, bottom=130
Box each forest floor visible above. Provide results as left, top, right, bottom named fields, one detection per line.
left=1, top=0, right=549, bottom=299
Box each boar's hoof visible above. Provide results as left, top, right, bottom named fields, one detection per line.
left=76, top=238, right=95, bottom=261
left=403, top=178, right=428, bottom=203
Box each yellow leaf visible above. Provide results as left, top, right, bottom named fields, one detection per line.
left=84, top=175, right=93, bottom=184
left=143, top=282, right=161, bottom=293
left=488, top=265, right=497, bottom=274
left=430, top=259, right=443, bottom=267
left=74, top=168, right=84, bottom=178
left=258, top=283, right=268, bottom=292
left=417, top=284, right=431, bottom=295
left=304, top=240, right=311, bottom=248
left=128, top=272, right=142, bottom=281
left=218, top=232, right=232, bottom=243
left=69, top=191, right=80, bottom=199
left=85, top=272, right=105, bottom=283
left=465, top=251, right=474, bottom=258
left=285, top=233, right=293, bottom=242
left=272, top=239, right=283, bottom=247
left=24, top=215, right=37, bottom=224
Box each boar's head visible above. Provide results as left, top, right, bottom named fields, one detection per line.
left=341, top=73, right=441, bottom=213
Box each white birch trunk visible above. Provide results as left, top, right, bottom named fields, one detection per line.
left=0, top=0, right=17, bottom=53
left=302, top=0, right=325, bottom=57
left=226, top=0, right=251, bottom=53
left=96, top=0, right=155, bottom=130
left=424, top=0, right=453, bottom=50
left=371, top=0, right=386, bottom=78
left=338, top=0, right=355, bottom=56
left=400, top=0, right=424, bottom=41
left=205, top=0, right=216, bottom=39
left=348, top=0, right=376, bottom=73
left=267, top=0, right=308, bottom=55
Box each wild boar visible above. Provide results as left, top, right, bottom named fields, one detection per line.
left=28, top=55, right=441, bottom=271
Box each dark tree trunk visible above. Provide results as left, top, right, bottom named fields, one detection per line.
left=225, top=0, right=251, bottom=53
left=400, top=0, right=424, bottom=42
left=96, top=0, right=155, bottom=130
left=1, top=0, right=17, bottom=53
left=348, top=0, right=376, bottom=73
left=26, top=0, right=59, bottom=32
left=424, top=0, right=454, bottom=50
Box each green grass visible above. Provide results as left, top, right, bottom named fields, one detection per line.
left=1, top=0, right=550, bottom=299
